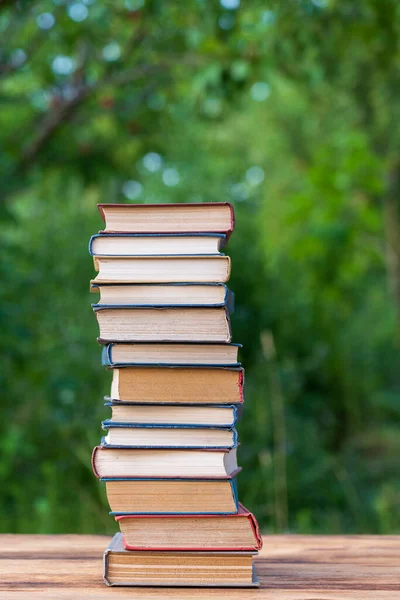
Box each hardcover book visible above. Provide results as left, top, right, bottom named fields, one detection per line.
left=89, top=233, right=226, bottom=256
left=92, top=255, right=231, bottom=284
left=97, top=202, right=235, bottom=240
left=90, top=282, right=234, bottom=309
left=91, top=446, right=240, bottom=479
left=101, top=424, right=238, bottom=449
left=94, top=306, right=232, bottom=343
left=104, top=533, right=259, bottom=587
left=104, top=402, right=239, bottom=427
left=116, top=503, right=262, bottom=551
left=101, top=342, right=240, bottom=367
left=102, top=477, right=238, bottom=515
left=109, top=366, right=244, bottom=404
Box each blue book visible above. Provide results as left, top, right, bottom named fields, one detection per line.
left=101, top=342, right=241, bottom=368
left=100, top=425, right=238, bottom=450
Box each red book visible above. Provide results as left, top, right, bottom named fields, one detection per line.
left=116, top=503, right=262, bottom=552
left=97, top=202, right=235, bottom=241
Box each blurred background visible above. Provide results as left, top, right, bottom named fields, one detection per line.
left=1, top=0, right=400, bottom=535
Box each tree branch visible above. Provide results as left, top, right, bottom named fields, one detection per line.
left=17, top=64, right=163, bottom=172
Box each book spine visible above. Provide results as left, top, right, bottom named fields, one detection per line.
left=88, top=235, right=95, bottom=256
left=102, top=421, right=236, bottom=431
left=225, top=308, right=233, bottom=344
left=232, top=428, right=238, bottom=446
left=247, top=511, right=263, bottom=550
left=91, top=446, right=100, bottom=478
left=225, top=288, right=235, bottom=314
left=226, top=202, right=235, bottom=242
left=231, top=478, right=239, bottom=512
left=218, top=234, right=227, bottom=250
left=238, top=369, right=244, bottom=403
left=101, top=345, right=112, bottom=366
left=232, top=404, right=238, bottom=426
left=103, top=550, right=111, bottom=586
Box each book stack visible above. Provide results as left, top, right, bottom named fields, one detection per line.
left=89, top=202, right=261, bottom=588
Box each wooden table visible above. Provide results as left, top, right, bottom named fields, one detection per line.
left=1, top=535, right=400, bottom=599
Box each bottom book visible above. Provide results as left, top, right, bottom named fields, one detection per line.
left=104, top=533, right=259, bottom=587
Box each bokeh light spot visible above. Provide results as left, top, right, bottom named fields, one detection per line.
left=52, top=55, right=75, bottom=75
left=250, top=81, right=270, bottom=101
left=142, top=152, right=163, bottom=172
left=261, top=10, right=275, bottom=25
left=124, top=0, right=145, bottom=9
left=102, top=42, right=121, bottom=62
left=36, top=13, right=55, bottom=30
left=231, top=183, right=249, bottom=201
left=220, top=0, right=240, bottom=9
left=122, top=180, right=143, bottom=200
left=68, top=3, right=89, bottom=22
left=246, top=166, right=265, bottom=186
left=10, top=49, right=27, bottom=68
left=162, top=168, right=180, bottom=187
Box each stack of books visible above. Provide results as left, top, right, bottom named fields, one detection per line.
left=89, top=202, right=261, bottom=588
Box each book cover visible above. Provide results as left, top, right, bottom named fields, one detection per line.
left=91, top=446, right=242, bottom=479
left=94, top=305, right=233, bottom=344
left=116, top=503, right=262, bottom=552
left=92, top=286, right=235, bottom=312
left=101, top=476, right=239, bottom=515
left=107, top=366, right=244, bottom=405
left=97, top=202, right=235, bottom=242
left=103, top=533, right=260, bottom=587
left=102, top=403, right=239, bottom=428
left=101, top=340, right=241, bottom=368
left=89, top=232, right=227, bottom=255
left=99, top=426, right=238, bottom=450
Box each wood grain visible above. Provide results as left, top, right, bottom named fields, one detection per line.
left=1, top=534, right=400, bottom=599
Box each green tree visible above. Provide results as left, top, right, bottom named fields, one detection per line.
left=1, top=0, right=400, bottom=535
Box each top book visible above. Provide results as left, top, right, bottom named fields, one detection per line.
left=98, top=203, right=235, bottom=240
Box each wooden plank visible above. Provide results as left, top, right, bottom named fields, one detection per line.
left=1, top=535, right=400, bottom=599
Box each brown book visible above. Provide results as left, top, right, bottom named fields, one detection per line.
left=92, top=255, right=231, bottom=284
left=98, top=202, right=235, bottom=239
left=116, top=504, right=262, bottom=551
left=92, top=446, right=240, bottom=479
left=90, top=233, right=226, bottom=256
left=104, top=478, right=238, bottom=514
left=105, top=402, right=238, bottom=427
left=102, top=425, right=236, bottom=449
left=104, top=533, right=259, bottom=587
left=91, top=282, right=232, bottom=308
left=94, top=307, right=231, bottom=343
left=109, top=366, right=244, bottom=404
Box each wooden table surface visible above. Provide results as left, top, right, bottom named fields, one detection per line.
left=1, top=534, right=400, bottom=599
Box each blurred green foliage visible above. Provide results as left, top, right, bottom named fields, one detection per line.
left=1, top=0, right=400, bottom=534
